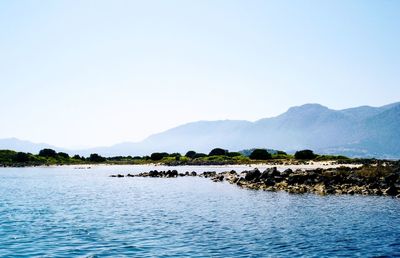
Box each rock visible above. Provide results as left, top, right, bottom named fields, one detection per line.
left=203, top=171, right=217, bottom=178
left=191, top=171, right=197, bottom=176
left=260, top=167, right=279, bottom=180
left=244, top=169, right=261, bottom=182
left=373, top=189, right=383, bottom=195
left=236, top=177, right=246, bottom=186
left=314, top=184, right=326, bottom=195
left=383, top=186, right=398, bottom=196
left=213, top=175, right=224, bottom=182
left=263, top=178, right=275, bottom=186
left=385, top=173, right=399, bottom=185
left=166, top=170, right=178, bottom=178
left=280, top=168, right=293, bottom=177
left=149, top=170, right=159, bottom=177
left=288, top=173, right=307, bottom=185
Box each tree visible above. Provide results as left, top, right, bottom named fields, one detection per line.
left=226, top=152, right=242, bottom=157
left=12, top=152, right=30, bottom=163
left=249, top=149, right=272, bottom=160
left=185, top=151, right=197, bottom=159
left=209, top=148, right=227, bottom=156
left=57, top=152, right=70, bottom=159
left=38, top=148, right=57, bottom=158
left=294, top=150, right=316, bottom=160
left=150, top=152, right=169, bottom=161
left=193, top=153, right=207, bottom=158
left=89, top=153, right=106, bottom=163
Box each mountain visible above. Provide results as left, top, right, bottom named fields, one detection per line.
left=0, top=138, right=60, bottom=154
left=1, top=102, right=400, bottom=158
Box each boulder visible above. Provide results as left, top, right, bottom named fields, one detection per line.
left=260, top=167, right=279, bottom=180
left=383, top=186, right=398, bottom=196
left=244, top=169, right=261, bottom=182
left=280, top=168, right=293, bottom=177
left=149, top=170, right=159, bottom=177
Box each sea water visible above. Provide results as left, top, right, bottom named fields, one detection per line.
left=0, top=165, right=399, bottom=257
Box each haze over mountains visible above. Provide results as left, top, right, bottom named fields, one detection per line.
left=1, top=102, right=399, bottom=158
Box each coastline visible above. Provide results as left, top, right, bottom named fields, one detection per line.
left=110, top=161, right=400, bottom=197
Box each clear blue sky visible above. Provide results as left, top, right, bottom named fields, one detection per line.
left=1, top=0, right=399, bottom=148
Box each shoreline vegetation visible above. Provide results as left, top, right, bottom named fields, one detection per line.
left=0, top=147, right=387, bottom=168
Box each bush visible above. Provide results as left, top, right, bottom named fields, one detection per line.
left=249, top=149, right=272, bottom=160
left=185, top=151, right=197, bottom=159
left=193, top=153, right=207, bottom=158
left=226, top=152, right=242, bottom=157
left=57, top=152, right=70, bottom=159
left=38, top=148, right=57, bottom=158
left=294, top=150, right=316, bottom=160
left=12, top=152, right=31, bottom=163
left=89, top=153, right=106, bottom=163
left=209, top=148, right=227, bottom=156
left=150, top=152, right=169, bottom=161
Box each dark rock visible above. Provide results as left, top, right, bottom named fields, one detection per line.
left=280, top=169, right=293, bottom=177
left=383, top=186, right=398, bottom=196
left=260, top=167, right=279, bottom=180
left=213, top=175, right=224, bottom=182
left=149, top=170, right=159, bottom=177
left=385, top=173, right=399, bottom=185
left=191, top=171, right=197, bottom=176
left=264, top=178, right=276, bottom=186
left=203, top=171, right=217, bottom=178
left=236, top=177, right=246, bottom=186
left=244, top=169, right=261, bottom=182
left=166, top=170, right=178, bottom=178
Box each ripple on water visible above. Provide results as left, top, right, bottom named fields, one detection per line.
left=0, top=166, right=400, bottom=257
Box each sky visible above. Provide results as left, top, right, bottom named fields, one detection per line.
left=0, top=0, right=399, bottom=148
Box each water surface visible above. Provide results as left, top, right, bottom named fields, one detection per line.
left=1, top=165, right=399, bottom=257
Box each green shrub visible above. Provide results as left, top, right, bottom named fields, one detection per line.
left=249, top=149, right=272, bottom=160
left=209, top=148, right=227, bottom=156
left=39, top=148, right=57, bottom=158
left=294, top=150, right=316, bottom=160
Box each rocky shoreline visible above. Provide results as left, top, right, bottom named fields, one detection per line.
left=110, top=163, right=400, bottom=197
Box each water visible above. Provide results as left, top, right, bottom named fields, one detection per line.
left=1, top=165, right=400, bottom=257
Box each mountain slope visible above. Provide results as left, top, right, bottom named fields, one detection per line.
left=1, top=102, right=399, bottom=158
left=0, top=138, right=60, bottom=154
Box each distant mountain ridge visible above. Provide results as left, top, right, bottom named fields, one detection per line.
left=1, top=102, right=399, bottom=158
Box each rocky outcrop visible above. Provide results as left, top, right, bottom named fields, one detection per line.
left=110, top=170, right=198, bottom=178
left=110, top=162, right=400, bottom=197
left=203, top=164, right=400, bottom=196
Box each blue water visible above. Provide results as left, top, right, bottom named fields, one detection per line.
left=1, top=165, right=400, bottom=257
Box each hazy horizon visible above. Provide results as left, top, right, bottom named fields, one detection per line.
left=2, top=100, right=399, bottom=151
left=1, top=1, right=399, bottom=148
